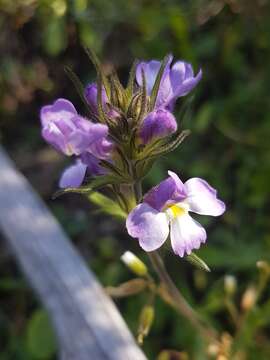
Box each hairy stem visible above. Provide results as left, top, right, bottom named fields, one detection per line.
left=133, top=179, right=218, bottom=344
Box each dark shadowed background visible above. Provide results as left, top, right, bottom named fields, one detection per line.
left=1, top=0, right=270, bottom=359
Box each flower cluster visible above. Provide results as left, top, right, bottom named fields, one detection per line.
left=40, top=52, right=225, bottom=257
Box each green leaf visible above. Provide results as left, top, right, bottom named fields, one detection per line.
left=88, top=192, right=126, bottom=219
left=186, top=252, right=211, bottom=272
left=26, top=309, right=56, bottom=359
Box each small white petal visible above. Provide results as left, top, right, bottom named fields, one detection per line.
left=184, top=178, right=226, bottom=216
left=170, top=214, right=206, bottom=257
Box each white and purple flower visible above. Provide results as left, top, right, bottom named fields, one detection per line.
left=136, top=55, right=202, bottom=111
left=126, top=171, right=225, bottom=257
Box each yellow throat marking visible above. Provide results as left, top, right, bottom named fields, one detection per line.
left=168, top=204, right=185, bottom=218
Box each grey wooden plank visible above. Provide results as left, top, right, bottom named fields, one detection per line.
left=0, top=147, right=147, bottom=360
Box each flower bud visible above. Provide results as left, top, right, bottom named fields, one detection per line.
left=121, top=251, right=148, bottom=276
left=241, top=286, right=257, bottom=311
left=139, top=109, right=177, bottom=145
left=84, top=83, right=107, bottom=114
left=224, top=275, right=237, bottom=296
left=137, top=305, right=155, bottom=344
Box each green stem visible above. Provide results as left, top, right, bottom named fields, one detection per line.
left=133, top=180, right=218, bottom=344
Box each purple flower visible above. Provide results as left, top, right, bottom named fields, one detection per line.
left=126, top=171, right=225, bottom=257
left=59, top=153, right=106, bottom=189
left=40, top=98, right=112, bottom=158
left=136, top=56, right=202, bottom=110
left=139, top=109, right=177, bottom=144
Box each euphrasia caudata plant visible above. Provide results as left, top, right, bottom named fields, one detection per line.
left=40, top=50, right=225, bottom=261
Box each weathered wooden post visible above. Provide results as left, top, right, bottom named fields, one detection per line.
left=0, top=147, right=147, bottom=360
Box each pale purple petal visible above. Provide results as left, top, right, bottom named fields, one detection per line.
left=59, top=160, right=87, bottom=188
left=90, top=138, right=113, bottom=159
left=41, top=122, right=69, bottom=154
left=170, top=214, right=206, bottom=257
left=40, top=97, right=112, bottom=158
left=136, top=61, right=162, bottom=95
left=126, top=203, right=169, bottom=251
left=136, top=55, right=173, bottom=95
left=170, top=62, right=202, bottom=98
left=167, top=171, right=186, bottom=194
left=139, top=109, right=177, bottom=144
left=136, top=57, right=201, bottom=110
left=81, top=152, right=106, bottom=176
left=184, top=178, right=226, bottom=216
left=144, top=172, right=186, bottom=211
left=40, top=98, right=77, bottom=127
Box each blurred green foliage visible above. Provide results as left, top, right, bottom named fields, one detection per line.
left=1, top=0, right=270, bottom=358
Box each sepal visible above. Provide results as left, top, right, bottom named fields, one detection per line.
left=126, top=59, right=139, bottom=98
left=52, top=174, right=126, bottom=199
left=64, top=66, right=96, bottom=120
left=185, top=252, right=211, bottom=272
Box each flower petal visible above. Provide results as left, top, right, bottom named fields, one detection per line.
left=184, top=178, right=226, bottom=216
left=170, top=62, right=202, bottom=97
left=59, top=160, right=87, bottom=188
left=136, top=55, right=173, bottom=95
left=144, top=171, right=187, bottom=211
left=170, top=214, right=206, bottom=257
left=81, top=152, right=105, bottom=176
left=167, top=171, right=186, bottom=193
left=40, top=98, right=77, bottom=127
left=139, top=109, right=177, bottom=144
left=126, top=203, right=169, bottom=251
left=136, top=60, right=163, bottom=95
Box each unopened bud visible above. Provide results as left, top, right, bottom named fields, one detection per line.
left=137, top=305, right=154, bottom=344
left=224, top=275, right=237, bottom=296
left=241, top=286, right=257, bottom=311
left=121, top=251, right=148, bottom=276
